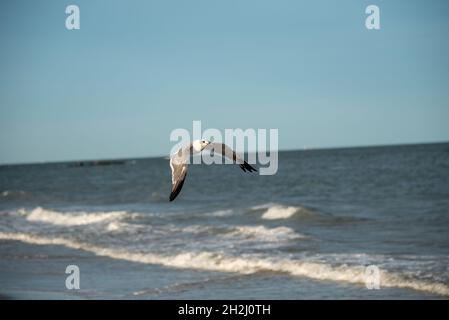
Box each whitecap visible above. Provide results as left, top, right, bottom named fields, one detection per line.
left=25, top=207, right=127, bottom=226
left=227, top=225, right=305, bottom=242
left=250, top=203, right=315, bottom=220
left=261, top=205, right=299, bottom=220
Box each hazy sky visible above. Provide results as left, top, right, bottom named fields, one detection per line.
left=1, top=0, right=449, bottom=164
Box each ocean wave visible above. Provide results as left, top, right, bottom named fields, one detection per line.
left=105, top=221, right=142, bottom=233
left=24, top=207, right=127, bottom=226
left=153, top=224, right=304, bottom=243
left=178, top=224, right=223, bottom=235
left=203, top=209, right=235, bottom=217
left=251, top=203, right=315, bottom=220
left=2, top=232, right=448, bottom=297
left=4, top=207, right=303, bottom=243
left=227, top=225, right=305, bottom=241
left=165, top=224, right=306, bottom=243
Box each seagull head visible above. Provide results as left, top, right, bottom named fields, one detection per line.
left=193, top=139, right=211, bottom=152
left=200, top=139, right=211, bottom=150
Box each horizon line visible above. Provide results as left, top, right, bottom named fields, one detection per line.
left=1, top=140, right=448, bottom=167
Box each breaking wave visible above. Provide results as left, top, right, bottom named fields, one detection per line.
left=227, top=225, right=305, bottom=241
left=1, top=232, right=448, bottom=297
left=24, top=207, right=127, bottom=226
left=6, top=207, right=304, bottom=243
left=262, top=205, right=298, bottom=219
left=251, top=203, right=315, bottom=220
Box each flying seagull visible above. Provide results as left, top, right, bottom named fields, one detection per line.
left=169, top=140, right=257, bottom=201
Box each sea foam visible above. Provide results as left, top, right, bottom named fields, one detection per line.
left=2, top=232, right=448, bottom=297
left=227, top=225, right=305, bottom=241
left=251, top=203, right=313, bottom=220
left=25, top=207, right=127, bottom=226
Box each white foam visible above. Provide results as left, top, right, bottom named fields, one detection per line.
left=2, top=232, right=448, bottom=297
left=204, top=209, right=234, bottom=217
left=250, top=203, right=277, bottom=210
left=261, top=205, right=299, bottom=220
left=171, top=224, right=305, bottom=242
left=25, top=207, right=127, bottom=226
left=106, top=221, right=130, bottom=232
left=251, top=203, right=314, bottom=220
left=179, top=225, right=218, bottom=234
left=228, top=225, right=305, bottom=241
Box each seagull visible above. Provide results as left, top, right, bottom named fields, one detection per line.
left=169, top=140, right=257, bottom=201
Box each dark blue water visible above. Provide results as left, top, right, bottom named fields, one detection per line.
left=1, top=143, right=449, bottom=298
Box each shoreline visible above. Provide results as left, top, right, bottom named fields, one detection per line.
left=1, top=239, right=445, bottom=300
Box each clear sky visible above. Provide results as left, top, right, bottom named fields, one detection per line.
left=1, top=0, right=449, bottom=164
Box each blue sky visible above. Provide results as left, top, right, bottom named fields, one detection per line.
left=1, top=0, right=449, bottom=164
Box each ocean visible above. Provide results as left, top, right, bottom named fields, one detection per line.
left=1, top=142, right=449, bottom=299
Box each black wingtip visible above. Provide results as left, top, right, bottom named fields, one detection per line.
left=169, top=189, right=180, bottom=201
left=169, top=186, right=182, bottom=201
left=169, top=175, right=187, bottom=202
left=240, top=161, right=257, bottom=173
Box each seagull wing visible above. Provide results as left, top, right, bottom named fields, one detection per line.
left=169, top=146, right=190, bottom=201
left=206, top=142, right=257, bottom=172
